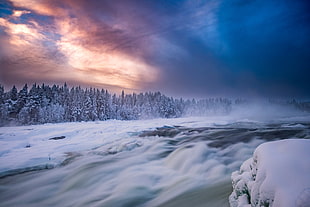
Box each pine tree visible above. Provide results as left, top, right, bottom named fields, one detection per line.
left=0, top=82, right=237, bottom=126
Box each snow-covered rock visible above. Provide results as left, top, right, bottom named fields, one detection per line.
left=229, top=139, right=310, bottom=207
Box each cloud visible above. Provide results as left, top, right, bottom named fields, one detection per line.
left=0, top=0, right=309, bottom=98
left=0, top=17, right=43, bottom=46
left=1, top=0, right=223, bottom=94
left=1, top=0, right=159, bottom=91
left=8, top=0, right=67, bottom=16
left=0, top=8, right=69, bottom=86
left=11, top=10, right=31, bottom=18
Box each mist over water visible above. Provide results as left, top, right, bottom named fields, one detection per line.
left=0, top=102, right=309, bottom=207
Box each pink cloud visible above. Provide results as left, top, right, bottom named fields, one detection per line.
left=1, top=0, right=159, bottom=91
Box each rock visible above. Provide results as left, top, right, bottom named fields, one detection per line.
left=49, top=136, right=66, bottom=140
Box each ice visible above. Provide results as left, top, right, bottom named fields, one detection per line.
left=230, top=139, right=310, bottom=207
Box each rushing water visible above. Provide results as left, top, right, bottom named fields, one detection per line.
left=0, top=120, right=309, bottom=207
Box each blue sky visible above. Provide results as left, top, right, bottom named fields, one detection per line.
left=0, top=0, right=309, bottom=98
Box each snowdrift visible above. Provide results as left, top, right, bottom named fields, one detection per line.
left=229, top=139, right=310, bottom=207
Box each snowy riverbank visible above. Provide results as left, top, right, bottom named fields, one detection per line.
left=229, top=139, right=310, bottom=207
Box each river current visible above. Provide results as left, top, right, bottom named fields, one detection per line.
left=0, top=120, right=309, bottom=207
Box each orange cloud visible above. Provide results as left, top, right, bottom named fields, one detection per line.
left=9, top=0, right=67, bottom=16
left=12, top=10, right=31, bottom=18
left=57, top=38, right=157, bottom=89
left=2, top=0, right=159, bottom=91
left=0, top=17, right=44, bottom=46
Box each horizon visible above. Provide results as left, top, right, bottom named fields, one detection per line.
left=0, top=0, right=310, bottom=99
left=1, top=82, right=310, bottom=102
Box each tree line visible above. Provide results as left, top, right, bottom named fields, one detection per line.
left=0, top=83, right=232, bottom=126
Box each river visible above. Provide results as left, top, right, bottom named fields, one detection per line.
left=0, top=118, right=309, bottom=207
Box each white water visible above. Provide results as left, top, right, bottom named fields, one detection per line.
left=0, top=114, right=309, bottom=207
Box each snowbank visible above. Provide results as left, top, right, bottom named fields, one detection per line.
left=229, top=139, right=310, bottom=207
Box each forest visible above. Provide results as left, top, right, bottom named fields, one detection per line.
left=0, top=83, right=232, bottom=126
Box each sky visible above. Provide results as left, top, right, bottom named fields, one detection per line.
left=0, top=0, right=309, bottom=98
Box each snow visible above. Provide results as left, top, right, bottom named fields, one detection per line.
left=229, top=139, right=310, bottom=207
left=0, top=114, right=309, bottom=178
left=0, top=116, right=236, bottom=177
left=0, top=114, right=310, bottom=206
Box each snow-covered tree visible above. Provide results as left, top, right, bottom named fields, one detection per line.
left=0, top=83, right=236, bottom=126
